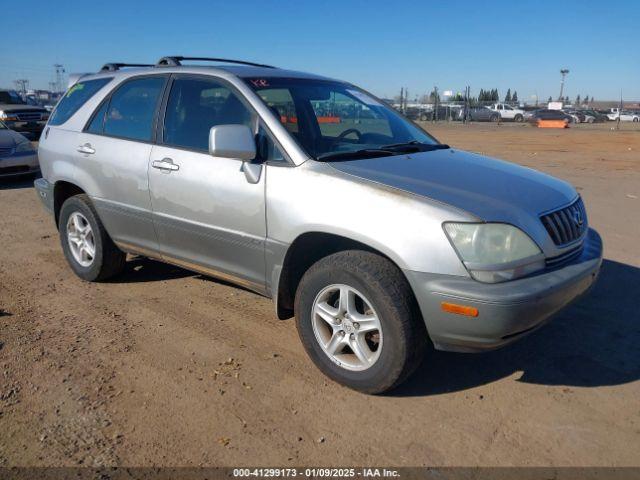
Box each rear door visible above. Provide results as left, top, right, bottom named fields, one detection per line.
left=147, top=74, right=267, bottom=292
left=76, top=75, right=168, bottom=253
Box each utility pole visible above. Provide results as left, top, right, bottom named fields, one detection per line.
left=558, top=68, right=569, bottom=101
left=616, top=90, right=622, bottom=131
left=433, top=86, right=439, bottom=122
left=54, top=64, right=66, bottom=93
left=14, top=79, right=29, bottom=98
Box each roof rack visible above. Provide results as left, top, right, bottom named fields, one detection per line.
left=156, top=56, right=276, bottom=69
left=100, top=63, right=154, bottom=72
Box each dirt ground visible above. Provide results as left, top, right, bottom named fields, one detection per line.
left=0, top=122, right=639, bottom=467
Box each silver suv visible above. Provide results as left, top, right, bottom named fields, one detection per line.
left=35, top=56, right=603, bottom=393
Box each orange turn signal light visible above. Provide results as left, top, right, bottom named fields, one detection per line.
left=441, top=302, right=479, bottom=317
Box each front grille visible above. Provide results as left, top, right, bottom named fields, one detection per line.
left=0, top=165, right=29, bottom=175
left=540, top=197, right=587, bottom=246
left=0, top=146, right=14, bottom=156
left=16, top=112, right=43, bottom=121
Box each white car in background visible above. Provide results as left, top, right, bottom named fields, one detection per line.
left=607, top=111, right=640, bottom=122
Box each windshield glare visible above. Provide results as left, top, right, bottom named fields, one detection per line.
left=244, top=78, right=438, bottom=159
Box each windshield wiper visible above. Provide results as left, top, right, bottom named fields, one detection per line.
left=380, top=141, right=450, bottom=152
left=316, top=149, right=396, bottom=162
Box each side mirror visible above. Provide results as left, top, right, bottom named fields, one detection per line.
left=209, top=124, right=256, bottom=161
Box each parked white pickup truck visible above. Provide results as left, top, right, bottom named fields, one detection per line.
left=488, top=103, right=526, bottom=122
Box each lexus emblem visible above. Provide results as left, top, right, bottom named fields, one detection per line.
left=573, top=209, right=584, bottom=227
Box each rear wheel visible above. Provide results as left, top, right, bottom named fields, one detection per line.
left=514, top=114, right=524, bottom=122
left=633, top=117, right=639, bottom=122
left=490, top=114, right=500, bottom=122
left=295, top=250, right=427, bottom=394
left=59, top=194, right=126, bottom=281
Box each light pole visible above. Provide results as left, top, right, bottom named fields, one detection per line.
left=559, top=69, right=569, bottom=101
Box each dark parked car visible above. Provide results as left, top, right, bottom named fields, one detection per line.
left=457, top=106, right=500, bottom=122
left=526, top=109, right=573, bottom=124
left=0, top=90, right=49, bottom=140
left=581, top=110, right=609, bottom=123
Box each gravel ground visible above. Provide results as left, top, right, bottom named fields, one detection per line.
left=0, top=122, right=638, bottom=467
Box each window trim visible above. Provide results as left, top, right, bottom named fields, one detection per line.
left=82, top=73, right=170, bottom=145
left=155, top=73, right=293, bottom=165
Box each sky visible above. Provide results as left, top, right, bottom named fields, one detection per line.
left=1, top=0, right=638, bottom=101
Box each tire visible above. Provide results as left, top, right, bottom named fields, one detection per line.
left=587, top=117, right=594, bottom=124
left=294, top=250, right=427, bottom=394
left=59, top=194, right=126, bottom=282
left=419, top=113, right=428, bottom=121
left=514, top=114, right=524, bottom=123
left=633, top=117, right=639, bottom=123
left=490, top=114, right=499, bottom=122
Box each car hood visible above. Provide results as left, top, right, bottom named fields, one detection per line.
left=0, top=128, right=28, bottom=148
left=0, top=104, right=47, bottom=113
left=327, top=148, right=577, bottom=225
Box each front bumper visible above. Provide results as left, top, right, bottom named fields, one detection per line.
left=405, top=228, right=603, bottom=352
left=0, top=151, right=40, bottom=177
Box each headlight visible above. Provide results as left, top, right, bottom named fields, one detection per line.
left=0, top=111, right=19, bottom=121
left=443, top=222, right=544, bottom=283
left=15, top=141, right=35, bottom=153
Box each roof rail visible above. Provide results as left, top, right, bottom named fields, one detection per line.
left=156, top=56, right=276, bottom=69
left=100, top=63, right=154, bottom=72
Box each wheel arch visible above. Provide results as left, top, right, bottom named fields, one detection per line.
left=53, top=180, right=86, bottom=228
left=273, top=231, right=414, bottom=320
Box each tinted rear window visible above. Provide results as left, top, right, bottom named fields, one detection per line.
left=48, top=78, right=112, bottom=126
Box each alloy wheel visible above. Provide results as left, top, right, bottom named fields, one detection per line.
left=66, top=211, right=96, bottom=267
left=311, top=284, right=383, bottom=371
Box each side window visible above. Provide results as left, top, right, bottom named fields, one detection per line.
left=257, top=125, right=285, bottom=163
left=48, top=78, right=112, bottom=126
left=86, top=100, right=109, bottom=134
left=163, top=77, right=254, bottom=151
left=103, top=77, right=165, bottom=142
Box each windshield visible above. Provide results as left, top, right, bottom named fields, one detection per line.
left=0, top=91, right=26, bottom=105
left=244, top=77, right=439, bottom=160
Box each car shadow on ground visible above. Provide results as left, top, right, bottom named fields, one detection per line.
left=113, top=257, right=193, bottom=283
left=392, top=259, right=640, bottom=397
left=0, top=173, right=39, bottom=190
left=114, top=257, right=256, bottom=293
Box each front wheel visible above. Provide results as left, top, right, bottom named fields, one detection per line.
left=59, top=194, right=126, bottom=282
left=514, top=114, right=524, bottom=122
left=295, top=251, right=427, bottom=394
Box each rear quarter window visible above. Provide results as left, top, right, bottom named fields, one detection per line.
left=48, top=78, right=113, bottom=126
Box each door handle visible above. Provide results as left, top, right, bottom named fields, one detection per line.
left=77, top=143, right=95, bottom=154
left=152, top=158, right=180, bottom=172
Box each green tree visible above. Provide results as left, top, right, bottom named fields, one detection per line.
left=583, top=94, right=589, bottom=105
left=548, top=96, right=553, bottom=103
left=512, top=91, right=518, bottom=102
left=505, top=88, right=512, bottom=102
left=575, top=94, right=581, bottom=105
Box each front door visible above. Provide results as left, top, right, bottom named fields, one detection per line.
left=148, top=75, right=267, bottom=292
